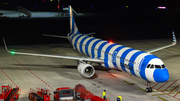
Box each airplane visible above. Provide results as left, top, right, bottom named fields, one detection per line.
left=3, top=5, right=177, bottom=92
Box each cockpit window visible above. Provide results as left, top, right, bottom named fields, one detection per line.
left=162, top=64, right=165, bottom=68
left=150, top=65, right=154, bottom=69
left=147, top=64, right=166, bottom=69
left=155, top=65, right=161, bottom=69
left=147, top=64, right=151, bottom=68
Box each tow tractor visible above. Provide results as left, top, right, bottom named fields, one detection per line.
left=0, top=84, right=19, bottom=101
left=29, top=88, right=50, bottom=101
left=54, top=87, right=75, bottom=101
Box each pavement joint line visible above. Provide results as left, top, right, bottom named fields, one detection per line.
left=96, top=93, right=157, bottom=100
left=9, top=55, right=53, bottom=89
left=139, top=87, right=172, bottom=93
left=152, top=92, right=180, bottom=96
left=0, top=68, right=18, bottom=88
left=62, top=52, right=66, bottom=54
left=149, top=80, right=180, bottom=100
left=157, top=96, right=167, bottom=101
left=139, top=87, right=146, bottom=92
left=152, top=89, right=174, bottom=92
left=123, top=80, right=134, bottom=85
left=109, top=74, right=117, bottom=78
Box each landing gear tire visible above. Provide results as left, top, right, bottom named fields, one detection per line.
left=149, top=87, right=152, bottom=92
left=146, top=87, right=152, bottom=92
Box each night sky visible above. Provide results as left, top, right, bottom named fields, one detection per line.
left=0, top=0, right=180, bottom=46
left=0, top=0, right=180, bottom=12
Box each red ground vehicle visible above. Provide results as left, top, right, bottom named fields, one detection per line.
left=90, top=95, right=106, bottom=101
left=74, top=84, right=86, bottom=99
left=29, top=88, right=50, bottom=101
left=0, top=84, right=19, bottom=101
left=54, top=87, right=75, bottom=101
left=80, top=90, right=94, bottom=101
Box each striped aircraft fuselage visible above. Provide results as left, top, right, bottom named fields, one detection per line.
left=67, top=30, right=169, bottom=83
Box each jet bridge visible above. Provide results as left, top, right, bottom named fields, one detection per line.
left=63, top=7, right=77, bottom=15
left=17, top=6, right=31, bottom=17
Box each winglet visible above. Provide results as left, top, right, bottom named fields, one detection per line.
left=145, top=31, right=177, bottom=54
left=3, top=38, right=8, bottom=51
left=172, top=31, right=177, bottom=45
left=3, top=38, right=13, bottom=54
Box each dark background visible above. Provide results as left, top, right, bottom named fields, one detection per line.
left=0, top=0, right=180, bottom=46
left=0, top=0, right=180, bottom=12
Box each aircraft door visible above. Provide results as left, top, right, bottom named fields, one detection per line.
left=112, top=51, right=117, bottom=63
left=138, top=57, right=145, bottom=72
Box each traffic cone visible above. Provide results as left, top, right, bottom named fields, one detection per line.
left=106, top=96, right=109, bottom=101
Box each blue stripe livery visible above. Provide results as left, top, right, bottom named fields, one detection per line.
left=67, top=5, right=169, bottom=83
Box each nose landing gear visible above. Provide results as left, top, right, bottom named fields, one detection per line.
left=146, top=81, right=152, bottom=92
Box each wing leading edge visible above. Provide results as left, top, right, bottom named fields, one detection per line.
left=3, top=38, right=104, bottom=63
left=145, top=31, right=177, bottom=54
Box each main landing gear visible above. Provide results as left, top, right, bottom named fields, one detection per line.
left=146, top=81, right=152, bottom=92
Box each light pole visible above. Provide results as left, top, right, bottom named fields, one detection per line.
left=58, top=0, right=60, bottom=16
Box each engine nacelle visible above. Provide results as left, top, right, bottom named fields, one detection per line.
left=77, top=63, right=95, bottom=78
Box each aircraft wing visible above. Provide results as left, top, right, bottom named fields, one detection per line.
left=3, top=38, right=104, bottom=63
left=43, top=34, right=69, bottom=39
left=145, top=31, right=177, bottom=54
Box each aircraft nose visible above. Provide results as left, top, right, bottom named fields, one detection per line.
left=154, top=68, right=169, bottom=83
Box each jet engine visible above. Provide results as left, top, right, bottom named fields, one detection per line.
left=77, top=63, right=95, bottom=78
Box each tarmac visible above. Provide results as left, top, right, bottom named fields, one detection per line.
left=0, top=38, right=180, bottom=101
left=0, top=10, right=84, bottom=18
left=0, top=8, right=180, bottom=101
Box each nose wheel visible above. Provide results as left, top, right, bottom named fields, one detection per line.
left=146, top=87, right=152, bottom=92
left=146, top=82, right=153, bottom=92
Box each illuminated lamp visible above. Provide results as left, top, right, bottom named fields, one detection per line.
left=157, top=6, right=166, bottom=9
left=109, top=41, right=113, bottom=44
left=11, top=51, right=15, bottom=55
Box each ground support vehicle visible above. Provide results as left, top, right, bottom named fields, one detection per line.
left=80, top=90, right=94, bottom=101
left=28, top=88, right=50, bottom=101
left=0, top=84, right=19, bottom=101
left=74, top=84, right=86, bottom=99
left=90, top=95, right=106, bottom=101
left=54, top=87, right=75, bottom=101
